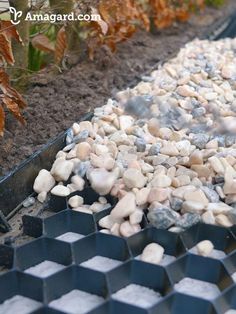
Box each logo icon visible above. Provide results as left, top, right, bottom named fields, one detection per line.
left=9, top=7, right=23, bottom=25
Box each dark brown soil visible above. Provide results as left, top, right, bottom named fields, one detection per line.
left=1, top=1, right=236, bottom=177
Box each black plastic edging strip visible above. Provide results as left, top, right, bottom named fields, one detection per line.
left=0, top=112, right=93, bottom=218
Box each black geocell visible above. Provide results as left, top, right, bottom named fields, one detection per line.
left=0, top=13, right=236, bottom=314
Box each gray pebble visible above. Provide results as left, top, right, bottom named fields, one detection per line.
left=161, top=162, right=171, bottom=169
left=147, top=208, right=178, bottom=229
left=135, top=120, right=146, bottom=128
left=135, top=138, right=146, bottom=152
left=205, top=63, right=216, bottom=77
left=200, top=186, right=220, bottom=203
left=63, top=143, right=75, bottom=152
left=73, top=130, right=89, bottom=144
left=77, top=161, right=91, bottom=177
left=192, top=133, right=210, bottom=149
left=192, top=107, right=206, bottom=118
left=225, top=135, right=236, bottom=147
left=23, top=197, right=35, bottom=208
left=141, top=76, right=154, bottom=82
left=148, top=143, right=161, bottom=156
left=189, top=124, right=210, bottom=134
left=214, top=177, right=225, bottom=184
left=170, top=197, right=183, bottom=211
left=175, top=213, right=201, bottom=229
left=204, top=183, right=214, bottom=189
left=125, top=96, right=153, bottom=119
left=191, top=99, right=200, bottom=107
left=132, top=128, right=144, bottom=138
left=212, top=135, right=225, bottom=147
left=66, top=129, right=74, bottom=145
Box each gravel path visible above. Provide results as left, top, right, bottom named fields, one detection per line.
left=1, top=0, right=236, bottom=176
left=31, top=37, right=236, bottom=237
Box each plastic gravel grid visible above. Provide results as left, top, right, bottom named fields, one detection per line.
left=0, top=185, right=235, bottom=314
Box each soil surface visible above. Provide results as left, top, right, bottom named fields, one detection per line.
left=1, top=1, right=236, bottom=177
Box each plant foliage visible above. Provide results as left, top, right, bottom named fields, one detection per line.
left=0, top=21, right=26, bottom=136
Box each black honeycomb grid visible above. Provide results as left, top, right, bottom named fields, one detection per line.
left=0, top=185, right=236, bottom=314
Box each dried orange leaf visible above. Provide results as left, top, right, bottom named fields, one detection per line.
left=55, top=26, right=67, bottom=65
left=91, top=7, right=108, bottom=35
left=0, top=67, right=10, bottom=91
left=0, top=68, right=26, bottom=109
left=0, top=33, right=14, bottom=65
left=2, top=96, right=25, bottom=125
left=0, top=21, right=22, bottom=44
left=31, top=34, right=55, bottom=53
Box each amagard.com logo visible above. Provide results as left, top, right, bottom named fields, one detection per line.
left=9, top=7, right=101, bottom=25
left=9, top=7, right=23, bottom=25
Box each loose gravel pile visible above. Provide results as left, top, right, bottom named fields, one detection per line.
left=33, top=37, right=236, bottom=237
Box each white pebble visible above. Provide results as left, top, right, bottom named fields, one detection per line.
left=37, top=191, right=47, bottom=203
left=140, top=243, right=164, bottom=265
left=51, top=185, right=70, bottom=197
left=68, top=195, right=84, bottom=208
left=196, top=240, right=214, bottom=257
left=33, top=169, right=55, bottom=194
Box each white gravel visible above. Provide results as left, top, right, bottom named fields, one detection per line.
left=174, top=277, right=221, bottom=300
left=112, top=284, right=162, bottom=308
left=80, top=255, right=122, bottom=272
left=0, top=295, right=42, bottom=314
left=189, top=246, right=226, bottom=259
left=24, top=260, right=65, bottom=278
left=34, top=37, right=236, bottom=235
left=49, top=289, right=104, bottom=314
left=56, top=232, right=84, bottom=243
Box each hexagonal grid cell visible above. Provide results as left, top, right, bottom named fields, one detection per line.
left=107, top=260, right=172, bottom=309
left=24, top=210, right=96, bottom=243
left=72, top=232, right=131, bottom=272
left=94, top=207, right=148, bottom=236
left=166, top=254, right=234, bottom=301
left=49, top=187, right=116, bottom=215
left=214, top=285, right=236, bottom=314
left=149, top=292, right=218, bottom=314
left=127, top=227, right=186, bottom=266
left=223, top=251, right=236, bottom=283
left=0, top=270, right=44, bottom=313
left=14, top=237, right=73, bottom=278
left=181, top=223, right=236, bottom=260
left=43, top=265, right=109, bottom=313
